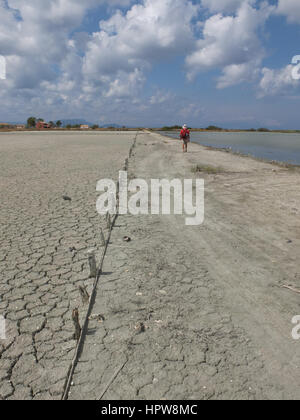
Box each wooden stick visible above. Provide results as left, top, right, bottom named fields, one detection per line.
left=282, top=285, right=300, bottom=294
left=100, top=228, right=106, bottom=247
left=79, top=285, right=89, bottom=305
left=72, top=308, right=81, bottom=342
left=87, top=249, right=97, bottom=278
left=107, top=213, right=111, bottom=229
left=98, top=359, right=128, bottom=400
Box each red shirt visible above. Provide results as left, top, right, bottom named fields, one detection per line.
left=180, top=128, right=190, bottom=139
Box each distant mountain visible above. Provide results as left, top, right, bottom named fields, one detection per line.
left=100, top=123, right=123, bottom=128
left=0, top=121, right=25, bottom=125
left=0, top=119, right=125, bottom=128
left=61, top=119, right=95, bottom=127
left=61, top=121, right=124, bottom=128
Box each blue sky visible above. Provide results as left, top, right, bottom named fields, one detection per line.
left=0, top=0, right=300, bottom=128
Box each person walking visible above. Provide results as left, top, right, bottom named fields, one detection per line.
left=180, top=124, right=190, bottom=153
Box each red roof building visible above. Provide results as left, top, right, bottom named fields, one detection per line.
left=36, top=121, right=51, bottom=129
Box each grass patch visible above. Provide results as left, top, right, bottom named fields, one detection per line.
left=191, top=164, right=223, bottom=174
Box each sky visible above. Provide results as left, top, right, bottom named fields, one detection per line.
left=0, top=0, right=300, bottom=128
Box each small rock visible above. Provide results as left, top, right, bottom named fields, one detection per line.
left=63, top=195, right=72, bottom=201
left=88, top=314, right=105, bottom=322
left=134, top=322, right=146, bottom=334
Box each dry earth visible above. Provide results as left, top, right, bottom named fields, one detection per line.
left=1, top=131, right=300, bottom=400
left=0, top=131, right=134, bottom=399
left=69, top=131, right=300, bottom=400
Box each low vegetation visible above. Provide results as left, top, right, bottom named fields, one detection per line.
left=191, top=164, right=224, bottom=174
left=156, top=125, right=300, bottom=133
left=160, top=125, right=182, bottom=131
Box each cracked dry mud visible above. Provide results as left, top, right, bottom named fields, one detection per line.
left=0, top=131, right=134, bottom=400
left=1, top=131, right=300, bottom=400
left=70, top=132, right=300, bottom=400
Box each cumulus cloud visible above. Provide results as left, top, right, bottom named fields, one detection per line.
left=0, top=0, right=136, bottom=86
left=82, top=0, right=198, bottom=96
left=186, top=1, right=273, bottom=87
left=258, top=65, right=300, bottom=97
left=217, top=59, right=261, bottom=88
left=201, top=0, right=254, bottom=14
left=149, top=90, right=174, bottom=105
left=276, top=0, right=300, bottom=23
left=105, top=69, right=145, bottom=98
left=0, top=0, right=200, bottom=118
left=0, top=0, right=297, bottom=125
left=0, top=0, right=100, bottom=90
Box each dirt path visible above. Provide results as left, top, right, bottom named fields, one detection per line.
left=69, top=132, right=300, bottom=400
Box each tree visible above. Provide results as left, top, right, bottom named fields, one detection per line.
left=206, top=125, right=223, bottom=131
left=49, top=121, right=54, bottom=128
left=56, top=120, right=62, bottom=128
left=92, top=124, right=99, bottom=129
left=257, top=127, right=269, bottom=132
left=27, top=117, right=36, bottom=128
left=161, top=125, right=182, bottom=131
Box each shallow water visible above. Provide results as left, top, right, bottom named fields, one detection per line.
left=159, top=131, right=300, bottom=165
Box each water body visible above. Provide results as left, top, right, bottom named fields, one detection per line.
left=159, top=131, right=300, bottom=165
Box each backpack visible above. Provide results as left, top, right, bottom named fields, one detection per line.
left=181, top=128, right=190, bottom=139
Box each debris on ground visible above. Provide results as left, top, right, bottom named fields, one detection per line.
left=72, top=308, right=81, bottom=341
left=79, top=285, right=89, bottom=304
left=282, top=285, right=300, bottom=294
left=134, top=322, right=146, bottom=334
left=88, top=314, right=105, bottom=323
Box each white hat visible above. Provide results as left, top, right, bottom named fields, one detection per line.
left=183, top=124, right=187, bottom=128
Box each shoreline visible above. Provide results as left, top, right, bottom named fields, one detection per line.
left=154, top=129, right=300, bottom=134
left=157, top=130, right=300, bottom=170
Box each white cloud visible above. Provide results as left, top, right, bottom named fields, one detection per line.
left=258, top=65, right=300, bottom=97
left=83, top=0, right=198, bottom=95
left=149, top=90, right=174, bottom=105
left=217, top=59, right=261, bottom=88
left=105, top=69, right=145, bottom=98
left=0, top=0, right=99, bottom=90
left=0, top=0, right=296, bottom=126
left=201, top=0, right=254, bottom=14
left=179, top=103, right=205, bottom=119
left=0, top=0, right=201, bottom=123
left=186, top=1, right=273, bottom=88
left=276, top=0, right=300, bottom=23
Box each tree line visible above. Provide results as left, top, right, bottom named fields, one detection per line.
left=27, top=117, right=62, bottom=128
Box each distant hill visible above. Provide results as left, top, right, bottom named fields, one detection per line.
left=61, top=120, right=123, bottom=128
left=0, top=120, right=125, bottom=128
left=0, top=121, right=25, bottom=125
left=100, top=123, right=123, bottom=128
left=61, top=119, right=95, bottom=127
